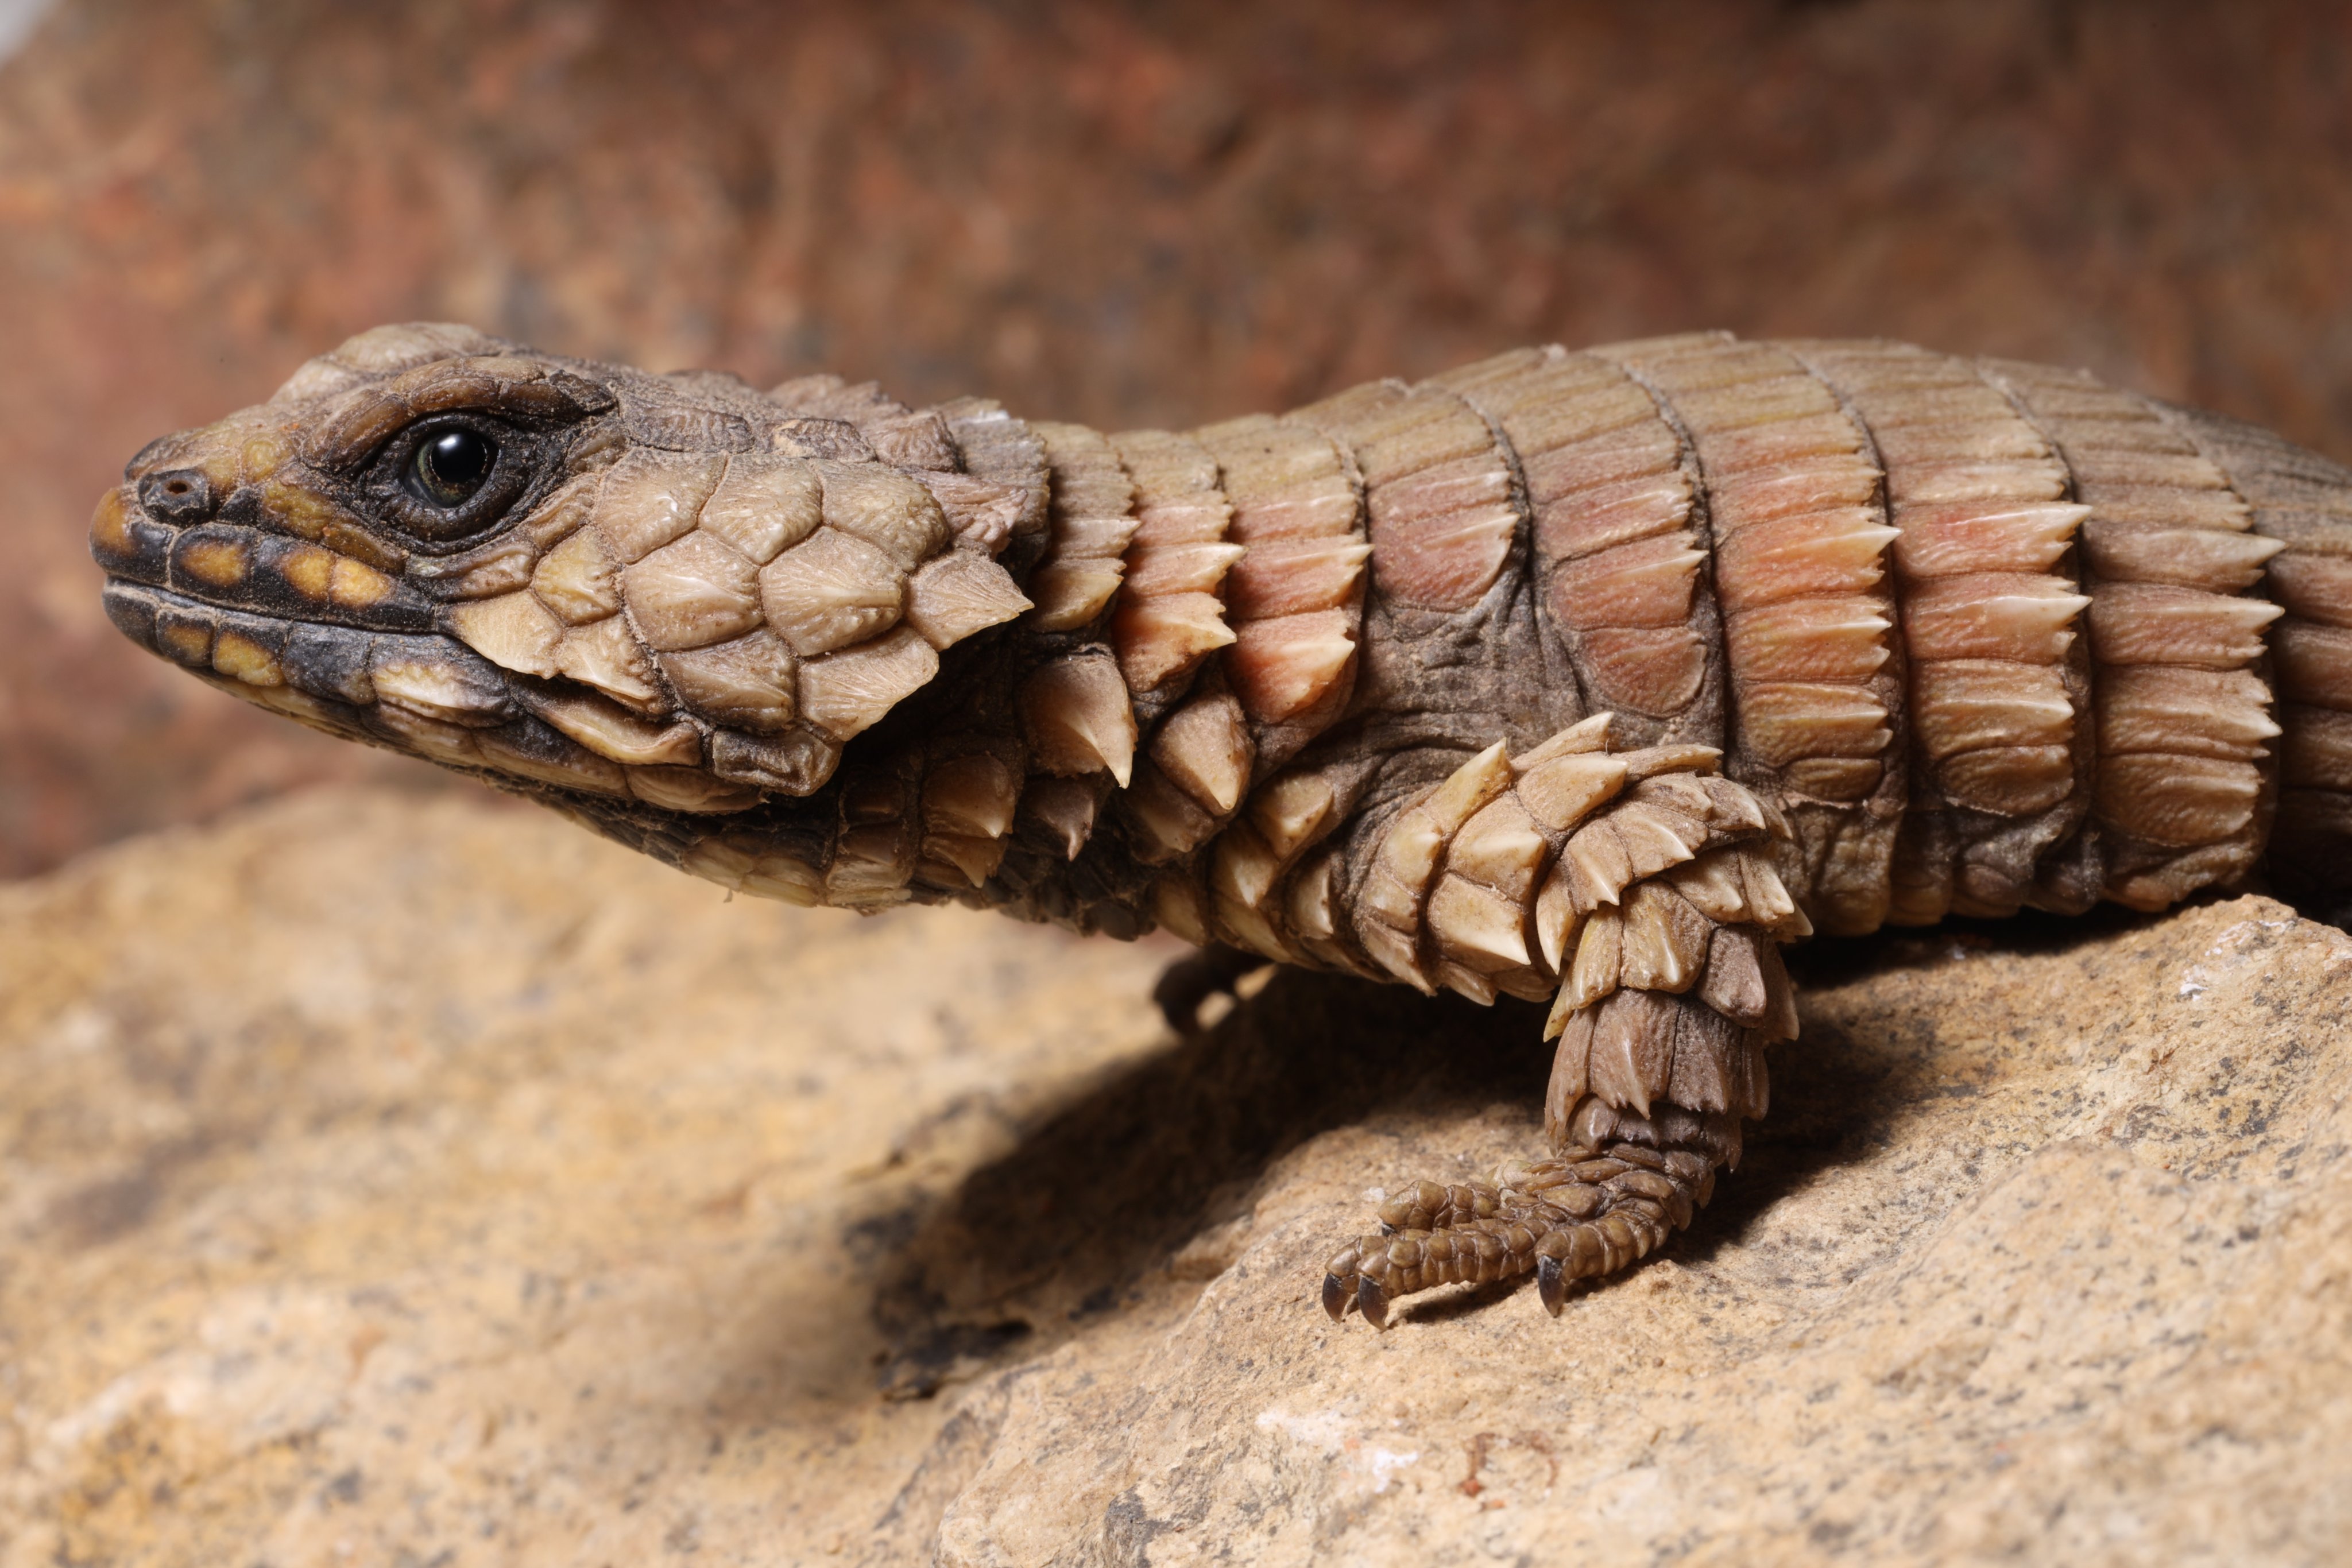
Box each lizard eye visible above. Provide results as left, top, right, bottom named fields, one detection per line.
left=409, top=426, right=497, bottom=508
left=366, top=415, right=539, bottom=546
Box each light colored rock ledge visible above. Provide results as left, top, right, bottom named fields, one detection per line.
left=2, top=788, right=2348, bottom=1566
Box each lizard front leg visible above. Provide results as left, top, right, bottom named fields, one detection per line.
left=1308, top=715, right=1808, bottom=1326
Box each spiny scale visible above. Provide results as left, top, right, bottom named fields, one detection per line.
left=92, top=324, right=2352, bottom=1331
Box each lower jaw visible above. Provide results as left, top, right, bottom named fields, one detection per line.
left=104, top=577, right=503, bottom=719
left=98, top=577, right=767, bottom=820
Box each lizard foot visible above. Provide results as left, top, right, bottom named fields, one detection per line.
left=1320, top=1125, right=1722, bottom=1326
left=1323, top=953, right=1767, bottom=1329
left=1306, top=722, right=1797, bottom=1326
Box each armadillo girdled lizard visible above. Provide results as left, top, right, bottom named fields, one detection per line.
left=93, top=324, right=2352, bottom=1327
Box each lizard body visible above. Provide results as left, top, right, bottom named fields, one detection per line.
left=94, top=324, right=2352, bottom=1325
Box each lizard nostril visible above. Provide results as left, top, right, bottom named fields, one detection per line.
left=137, top=468, right=215, bottom=523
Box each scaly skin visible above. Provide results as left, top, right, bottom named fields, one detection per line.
left=92, top=324, right=2352, bottom=1327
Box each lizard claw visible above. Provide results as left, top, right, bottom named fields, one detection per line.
left=1536, top=1253, right=1568, bottom=1317
left=1314, top=1133, right=1723, bottom=1326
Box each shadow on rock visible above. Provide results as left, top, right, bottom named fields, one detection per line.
left=866, top=934, right=1976, bottom=1389
left=1783, top=899, right=2163, bottom=989
left=871, top=966, right=1533, bottom=1387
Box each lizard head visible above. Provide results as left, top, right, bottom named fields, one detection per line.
left=92, top=322, right=1043, bottom=869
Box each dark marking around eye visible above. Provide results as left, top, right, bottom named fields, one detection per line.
left=412, top=428, right=496, bottom=507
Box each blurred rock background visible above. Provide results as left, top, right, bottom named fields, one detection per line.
left=5, top=0, right=2352, bottom=877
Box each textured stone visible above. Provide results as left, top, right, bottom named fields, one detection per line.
left=3, top=788, right=2350, bottom=1563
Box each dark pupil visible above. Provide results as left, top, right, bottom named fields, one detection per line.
left=415, top=429, right=493, bottom=505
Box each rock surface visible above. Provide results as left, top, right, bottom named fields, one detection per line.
left=3, top=787, right=2351, bottom=1565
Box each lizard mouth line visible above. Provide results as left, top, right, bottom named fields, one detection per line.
left=100, top=576, right=465, bottom=656
left=99, top=576, right=518, bottom=729
left=102, top=574, right=405, bottom=630
left=100, top=576, right=831, bottom=817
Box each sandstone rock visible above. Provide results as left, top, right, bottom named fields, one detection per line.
left=3, top=787, right=2350, bottom=1564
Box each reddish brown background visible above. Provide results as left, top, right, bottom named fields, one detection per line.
left=6, top=0, right=2351, bottom=877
